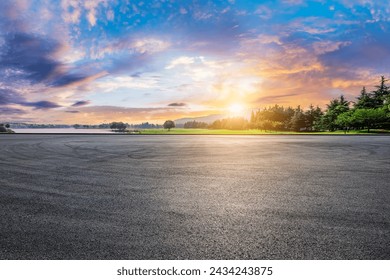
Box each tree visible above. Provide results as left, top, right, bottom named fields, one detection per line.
left=184, top=121, right=208, bottom=129
left=289, top=106, right=306, bottom=132
left=352, top=108, right=387, bottom=132
left=335, top=111, right=354, bottom=133
left=384, top=95, right=390, bottom=109
left=0, top=124, right=7, bottom=133
left=209, top=117, right=249, bottom=130
left=372, top=76, right=389, bottom=108
left=226, top=117, right=249, bottom=130
left=355, top=87, right=375, bottom=109
left=250, top=111, right=256, bottom=128
left=336, top=108, right=388, bottom=132
left=163, top=120, right=175, bottom=131
left=0, top=124, right=14, bottom=133
left=250, top=105, right=295, bottom=131
left=304, top=105, right=323, bottom=131
left=323, top=95, right=350, bottom=131
left=117, top=122, right=127, bottom=131
left=110, top=122, right=127, bottom=132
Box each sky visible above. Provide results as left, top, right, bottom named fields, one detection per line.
left=1, top=0, right=390, bottom=124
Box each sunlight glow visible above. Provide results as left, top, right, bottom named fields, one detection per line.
left=228, top=103, right=245, bottom=116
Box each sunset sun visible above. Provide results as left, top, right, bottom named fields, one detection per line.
left=228, top=103, right=245, bottom=116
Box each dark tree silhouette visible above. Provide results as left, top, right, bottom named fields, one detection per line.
left=163, top=120, right=175, bottom=131
left=110, top=122, right=127, bottom=131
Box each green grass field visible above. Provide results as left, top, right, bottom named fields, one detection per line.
left=135, top=128, right=390, bottom=135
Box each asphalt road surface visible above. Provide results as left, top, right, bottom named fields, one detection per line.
left=0, top=135, right=389, bottom=259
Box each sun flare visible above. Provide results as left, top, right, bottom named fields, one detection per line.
left=228, top=103, right=245, bottom=116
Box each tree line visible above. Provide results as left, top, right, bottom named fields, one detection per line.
left=0, top=123, right=14, bottom=133
left=184, top=76, right=390, bottom=132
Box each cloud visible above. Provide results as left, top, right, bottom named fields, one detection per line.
left=131, top=72, right=142, bottom=78
left=0, top=33, right=96, bottom=88
left=168, top=102, right=187, bottom=107
left=90, top=38, right=171, bottom=60
left=312, top=41, right=351, bottom=55
left=72, top=100, right=91, bottom=107
left=282, top=0, right=305, bottom=4
left=0, top=89, right=24, bottom=105
left=0, top=107, right=26, bottom=115
left=2, top=0, right=390, bottom=123
left=253, top=35, right=282, bottom=45
left=61, top=0, right=82, bottom=24
left=24, top=101, right=61, bottom=109
left=0, top=88, right=60, bottom=109
left=50, top=73, right=92, bottom=87
left=60, top=0, right=108, bottom=27
left=86, top=38, right=170, bottom=77
left=254, top=5, right=273, bottom=20
left=0, top=33, right=60, bottom=83
left=132, top=38, right=171, bottom=54
left=165, top=56, right=195, bottom=70
left=319, top=22, right=390, bottom=72
left=93, top=75, right=158, bottom=93
left=87, top=12, right=97, bottom=26
left=287, top=17, right=340, bottom=35
left=83, top=0, right=106, bottom=24
left=256, top=93, right=301, bottom=104
left=106, top=9, right=115, bottom=21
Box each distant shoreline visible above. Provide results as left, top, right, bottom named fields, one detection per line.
left=1, top=127, right=388, bottom=135
left=11, top=128, right=115, bottom=134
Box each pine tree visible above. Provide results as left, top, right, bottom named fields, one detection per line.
left=323, top=95, right=350, bottom=131
left=304, top=105, right=323, bottom=131
left=290, top=106, right=306, bottom=132
left=372, top=76, right=389, bottom=108
left=355, top=86, right=375, bottom=109
left=250, top=110, right=256, bottom=128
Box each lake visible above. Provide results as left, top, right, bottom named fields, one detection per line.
left=12, top=128, right=117, bottom=134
